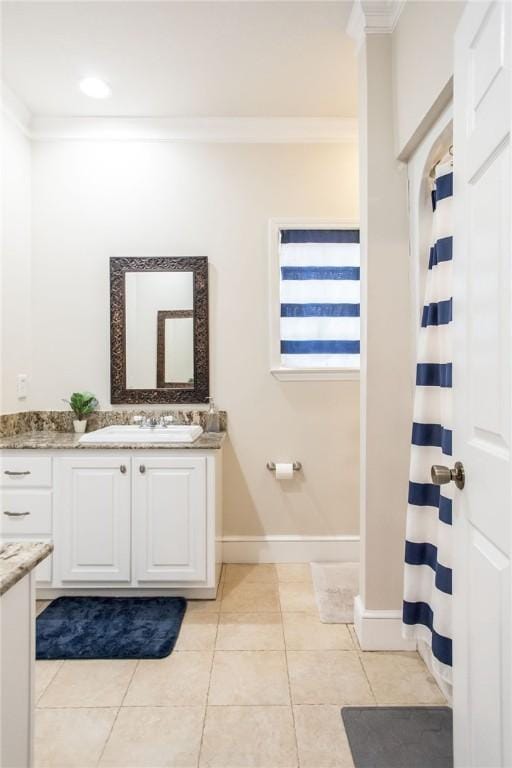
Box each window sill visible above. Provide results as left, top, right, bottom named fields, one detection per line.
left=270, top=367, right=360, bottom=382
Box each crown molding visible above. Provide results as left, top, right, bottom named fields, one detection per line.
left=28, top=115, right=358, bottom=143
left=1, top=81, right=357, bottom=144
left=347, top=0, right=406, bottom=50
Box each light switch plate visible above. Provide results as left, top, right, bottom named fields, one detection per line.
left=17, top=374, right=28, bottom=399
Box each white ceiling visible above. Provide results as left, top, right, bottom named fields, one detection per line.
left=2, top=1, right=357, bottom=119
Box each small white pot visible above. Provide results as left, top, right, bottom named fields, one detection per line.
left=73, top=419, right=87, bottom=434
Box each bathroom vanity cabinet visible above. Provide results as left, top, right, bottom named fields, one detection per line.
left=0, top=447, right=222, bottom=598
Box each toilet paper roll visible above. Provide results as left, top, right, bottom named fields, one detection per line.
left=275, top=463, right=294, bottom=480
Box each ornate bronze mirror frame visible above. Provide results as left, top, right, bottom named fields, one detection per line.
left=110, top=256, right=209, bottom=404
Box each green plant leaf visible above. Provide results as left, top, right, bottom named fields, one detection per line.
left=64, top=391, right=98, bottom=420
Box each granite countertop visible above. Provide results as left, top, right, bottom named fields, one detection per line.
left=0, top=541, right=54, bottom=596
left=0, top=430, right=225, bottom=450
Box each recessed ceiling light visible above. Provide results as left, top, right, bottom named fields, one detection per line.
left=79, top=77, right=112, bottom=99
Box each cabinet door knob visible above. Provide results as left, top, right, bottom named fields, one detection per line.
left=139, top=465, right=146, bottom=474
left=120, top=464, right=127, bottom=474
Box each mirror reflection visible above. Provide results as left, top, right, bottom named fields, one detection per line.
left=125, top=271, right=194, bottom=389
left=157, top=311, right=194, bottom=388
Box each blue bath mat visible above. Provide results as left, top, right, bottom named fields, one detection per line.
left=36, top=596, right=187, bottom=660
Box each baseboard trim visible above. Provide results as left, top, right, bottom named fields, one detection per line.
left=353, top=594, right=417, bottom=651
left=37, top=586, right=218, bottom=600
left=221, top=535, right=359, bottom=564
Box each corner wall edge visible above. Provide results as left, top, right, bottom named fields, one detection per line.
left=354, top=594, right=417, bottom=650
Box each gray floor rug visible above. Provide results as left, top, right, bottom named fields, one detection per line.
left=310, top=562, right=358, bottom=622
left=341, top=706, right=453, bottom=768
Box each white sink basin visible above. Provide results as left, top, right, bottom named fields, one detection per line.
left=79, top=424, right=203, bottom=444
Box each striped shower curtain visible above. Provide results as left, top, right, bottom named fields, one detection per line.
left=403, top=159, right=453, bottom=684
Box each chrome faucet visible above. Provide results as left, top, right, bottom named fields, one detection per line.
left=133, top=415, right=174, bottom=429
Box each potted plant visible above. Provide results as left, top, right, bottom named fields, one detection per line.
left=63, top=392, right=98, bottom=433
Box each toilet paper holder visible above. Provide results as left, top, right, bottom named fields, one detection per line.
left=266, top=461, right=302, bottom=472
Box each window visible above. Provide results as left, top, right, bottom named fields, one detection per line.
left=269, top=220, right=360, bottom=381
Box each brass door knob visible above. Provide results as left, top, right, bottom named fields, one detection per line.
left=431, top=461, right=465, bottom=490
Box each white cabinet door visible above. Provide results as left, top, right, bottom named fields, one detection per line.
left=56, top=457, right=131, bottom=582
left=454, top=3, right=511, bottom=767
left=134, top=456, right=206, bottom=582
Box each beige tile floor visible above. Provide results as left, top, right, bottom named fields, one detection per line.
left=34, top=564, right=445, bottom=768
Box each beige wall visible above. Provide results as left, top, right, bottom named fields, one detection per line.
left=1, top=113, right=32, bottom=413
left=358, top=35, right=412, bottom=609
left=29, top=140, right=359, bottom=538
left=392, top=0, right=465, bottom=158
left=355, top=0, right=465, bottom=608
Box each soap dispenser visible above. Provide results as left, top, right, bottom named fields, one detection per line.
left=206, top=397, right=220, bottom=433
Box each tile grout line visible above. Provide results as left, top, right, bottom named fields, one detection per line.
left=38, top=703, right=212, bottom=709
left=35, top=659, right=65, bottom=706
left=93, top=706, right=120, bottom=768
left=204, top=566, right=304, bottom=764
left=288, top=563, right=331, bottom=766
left=346, top=624, right=391, bottom=706
left=279, top=576, right=301, bottom=768
left=197, top=577, right=223, bottom=767
left=353, top=650, right=378, bottom=706
left=95, top=659, right=140, bottom=766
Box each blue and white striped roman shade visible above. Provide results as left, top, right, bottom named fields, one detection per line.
left=279, top=229, right=360, bottom=368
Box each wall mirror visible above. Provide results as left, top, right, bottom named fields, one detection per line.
left=110, top=257, right=209, bottom=403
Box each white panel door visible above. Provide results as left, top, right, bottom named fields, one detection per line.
left=454, top=3, right=511, bottom=767
left=134, top=456, right=206, bottom=582
left=56, top=457, right=131, bottom=581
